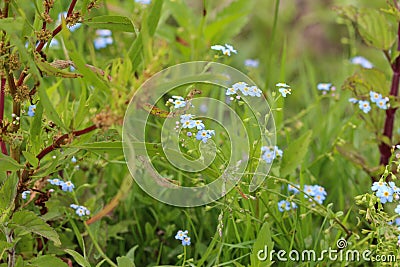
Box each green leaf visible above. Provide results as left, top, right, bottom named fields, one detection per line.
left=0, top=174, right=18, bottom=221
left=34, top=52, right=82, bottom=78
left=333, top=5, right=358, bottom=22
left=70, top=141, right=123, bottom=158
left=0, top=153, right=24, bottom=172
left=0, top=240, right=13, bottom=260
left=117, top=256, right=135, bottom=267
left=22, top=151, right=39, bottom=168
left=205, top=0, right=253, bottom=42
left=85, top=15, right=136, bottom=32
left=165, top=0, right=196, bottom=33
left=29, top=255, right=68, bottom=267
left=356, top=8, right=396, bottom=50
left=342, top=68, right=389, bottom=95
left=9, top=211, right=61, bottom=246
left=74, top=83, right=88, bottom=129
left=38, top=79, right=67, bottom=130
left=29, top=101, right=43, bottom=155
left=250, top=222, right=274, bottom=267
left=64, top=249, right=91, bottom=267
left=61, top=27, right=110, bottom=102
left=128, top=0, right=164, bottom=71
left=280, top=131, right=312, bottom=177
left=0, top=17, right=24, bottom=34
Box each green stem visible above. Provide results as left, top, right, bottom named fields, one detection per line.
left=84, top=222, right=117, bottom=267
left=182, top=245, right=187, bottom=267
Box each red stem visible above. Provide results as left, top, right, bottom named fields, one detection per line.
left=0, top=77, right=7, bottom=155
left=18, top=0, right=78, bottom=86
left=36, top=124, right=97, bottom=160
left=379, top=22, right=400, bottom=166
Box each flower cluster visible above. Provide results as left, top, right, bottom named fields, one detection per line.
left=175, top=230, right=191, bottom=246
left=370, top=180, right=400, bottom=247
left=350, top=56, right=373, bottom=69
left=48, top=178, right=75, bottom=192
left=371, top=180, right=399, bottom=204
left=349, top=91, right=389, bottom=113
left=211, top=44, right=237, bottom=56
left=167, top=96, right=187, bottom=109
left=302, top=184, right=327, bottom=204
left=276, top=83, right=292, bottom=97
left=70, top=204, right=91, bottom=217
left=94, top=29, right=113, bottom=50
left=278, top=200, right=297, bottom=212
left=168, top=95, right=215, bottom=144
left=226, top=82, right=262, bottom=100
left=57, top=12, right=81, bottom=32
left=179, top=114, right=215, bottom=143
left=28, top=105, right=36, bottom=117
left=278, top=184, right=327, bottom=212
left=317, top=83, right=336, bottom=96
left=261, top=146, right=283, bottom=164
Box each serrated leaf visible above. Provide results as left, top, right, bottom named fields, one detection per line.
left=356, top=8, right=396, bottom=50
left=0, top=153, right=24, bottom=172
left=280, top=131, right=312, bottom=177
left=29, top=255, right=68, bottom=267
left=22, top=151, right=39, bottom=168
left=333, top=5, right=358, bottom=22
left=85, top=15, right=136, bottom=32
left=0, top=240, right=13, bottom=259
left=342, top=68, right=389, bottom=95
left=381, top=5, right=400, bottom=21
left=9, top=211, right=61, bottom=246
left=64, top=249, right=91, bottom=267
left=250, top=222, right=274, bottom=267
left=117, top=256, right=135, bottom=267
left=0, top=174, right=18, bottom=220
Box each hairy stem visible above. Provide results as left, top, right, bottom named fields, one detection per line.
left=0, top=77, right=7, bottom=155
left=5, top=228, right=15, bottom=267
left=6, top=72, right=21, bottom=162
